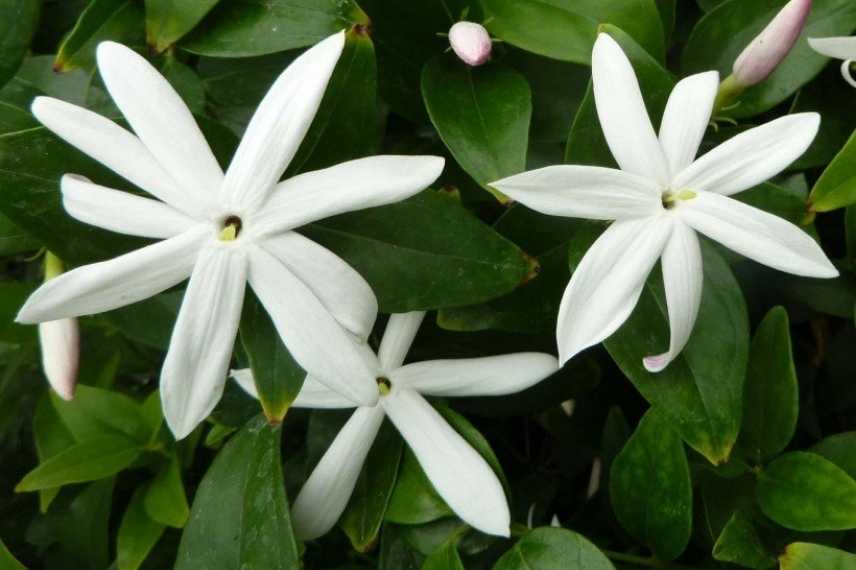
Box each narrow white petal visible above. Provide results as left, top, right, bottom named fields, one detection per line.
left=679, top=191, right=838, bottom=278
left=260, top=232, right=377, bottom=339
left=38, top=318, right=79, bottom=401
left=490, top=165, right=661, bottom=220
left=643, top=222, right=703, bottom=373
left=16, top=227, right=207, bottom=323
left=658, top=72, right=719, bottom=175
left=557, top=216, right=672, bottom=365
left=378, top=312, right=426, bottom=372
left=252, top=155, right=445, bottom=236
left=161, top=247, right=247, bottom=439
left=391, top=353, right=558, bottom=397
left=383, top=389, right=509, bottom=536
left=808, top=36, right=856, bottom=60
left=839, top=59, right=856, bottom=88
left=592, top=34, right=670, bottom=185
left=61, top=174, right=196, bottom=239
left=673, top=113, right=820, bottom=196
left=31, top=96, right=202, bottom=217
left=246, top=245, right=380, bottom=407
left=230, top=369, right=356, bottom=409
left=220, top=32, right=345, bottom=212
left=292, top=405, right=385, bottom=540
left=96, top=42, right=222, bottom=212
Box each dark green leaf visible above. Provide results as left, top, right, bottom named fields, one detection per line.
left=809, top=129, right=856, bottom=212
left=0, top=537, right=24, bottom=570
left=812, top=432, right=856, bottom=479
left=493, top=527, right=615, bottom=570
left=50, top=384, right=151, bottom=443
left=779, top=542, right=856, bottom=570
left=144, top=454, right=189, bottom=528
left=55, top=0, right=145, bottom=72
left=33, top=394, right=76, bottom=511
left=385, top=447, right=452, bottom=525
left=159, top=55, right=206, bottom=114
left=422, top=541, right=465, bottom=570
left=757, top=452, right=856, bottom=531
left=117, top=486, right=166, bottom=570
left=436, top=403, right=508, bottom=492
left=0, top=209, right=39, bottom=255
left=712, top=510, right=777, bottom=569
left=609, top=408, right=692, bottom=561
left=176, top=416, right=299, bottom=570
left=0, top=281, right=37, bottom=343
left=145, top=0, right=221, bottom=52
left=0, top=0, right=40, bottom=88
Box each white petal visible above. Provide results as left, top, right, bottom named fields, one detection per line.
left=246, top=245, right=380, bottom=407
left=673, top=113, right=820, bottom=196
left=839, top=59, right=856, bottom=89
left=643, top=222, right=703, bottom=373
left=252, top=155, right=445, bottom=236
left=31, top=97, right=202, bottom=217
left=591, top=33, right=670, bottom=185
left=230, top=368, right=258, bottom=398
left=378, top=312, right=426, bottom=372
left=61, top=174, right=196, bottom=239
left=382, top=388, right=509, bottom=537
left=230, top=369, right=356, bottom=409
left=161, top=247, right=247, bottom=439
left=220, top=32, right=345, bottom=212
left=808, top=36, right=856, bottom=60
left=96, top=42, right=222, bottom=213
left=658, top=72, right=719, bottom=175
left=557, top=216, right=672, bottom=365
left=16, top=227, right=207, bottom=323
left=260, top=232, right=377, bottom=339
left=679, top=191, right=838, bottom=278
left=38, top=318, right=79, bottom=401
left=490, top=165, right=661, bottom=220
left=391, top=353, right=558, bottom=397
left=291, top=405, right=385, bottom=540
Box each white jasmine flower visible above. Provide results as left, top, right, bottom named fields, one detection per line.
left=232, top=311, right=558, bottom=538
left=16, top=32, right=444, bottom=438
left=491, top=34, right=836, bottom=373
left=808, top=36, right=856, bottom=87
left=448, top=22, right=492, bottom=66
left=38, top=252, right=79, bottom=401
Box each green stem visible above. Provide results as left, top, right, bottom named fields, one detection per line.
left=712, top=74, right=746, bottom=117
left=44, top=251, right=64, bottom=281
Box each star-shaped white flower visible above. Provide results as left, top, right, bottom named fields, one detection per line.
left=16, top=32, right=445, bottom=438
left=491, top=33, right=837, bottom=373
left=808, top=36, right=856, bottom=88
left=233, top=311, right=558, bottom=538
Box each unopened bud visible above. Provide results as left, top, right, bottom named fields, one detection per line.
left=39, top=252, right=79, bottom=400
left=733, top=0, right=811, bottom=87
left=448, top=22, right=492, bottom=67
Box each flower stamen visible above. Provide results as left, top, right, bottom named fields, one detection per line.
left=376, top=376, right=391, bottom=396
left=218, top=215, right=242, bottom=241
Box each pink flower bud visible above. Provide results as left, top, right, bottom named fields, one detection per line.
left=39, top=318, right=79, bottom=400
left=733, top=0, right=811, bottom=86
left=449, top=22, right=492, bottom=67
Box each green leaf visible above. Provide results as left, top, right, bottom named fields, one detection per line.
left=809, top=129, right=856, bottom=212
left=117, top=486, right=166, bottom=570
left=145, top=0, right=221, bottom=52
left=565, top=24, right=675, bottom=167
left=16, top=435, right=142, bottom=491
left=0, top=281, right=37, bottom=343
left=812, top=432, right=856, bottom=479
left=712, top=511, right=777, bottom=569
left=55, top=0, right=145, bottom=72
left=33, top=394, right=76, bottom=511
left=303, top=190, right=533, bottom=312
left=0, top=537, right=25, bottom=570
left=757, top=452, right=856, bottom=531
left=436, top=403, right=509, bottom=492
left=422, top=541, right=465, bottom=570
left=0, top=209, right=39, bottom=255
left=341, top=421, right=403, bottom=552
left=779, top=543, right=856, bottom=570
left=50, top=384, right=151, bottom=444
left=159, top=55, right=206, bottom=114
left=239, top=293, right=305, bottom=423
left=0, top=0, right=40, bottom=88
left=144, top=455, right=189, bottom=528
left=599, top=238, right=749, bottom=464
left=737, top=306, right=798, bottom=465
left=385, top=447, right=453, bottom=525
left=481, top=0, right=664, bottom=65
left=52, top=479, right=115, bottom=569
left=176, top=416, right=299, bottom=570
left=422, top=54, right=531, bottom=196
left=682, top=0, right=856, bottom=118
left=181, top=0, right=369, bottom=57
left=493, top=527, right=615, bottom=570
left=609, top=408, right=692, bottom=561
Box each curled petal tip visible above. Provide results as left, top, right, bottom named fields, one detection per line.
left=642, top=354, right=669, bottom=373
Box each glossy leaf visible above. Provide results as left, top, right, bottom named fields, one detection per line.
left=145, top=0, right=220, bottom=52
left=779, top=543, right=856, bottom=570
left=737, top=306, right=799, bottom=465
left=55, top=0, right=145, bottom=72
left=117, top=486, right=166, bottom=570
left=0, top=210, right=39, bottom=255
left=422, top=541, right=465, bottom=570
left=757, top=452, right=856, bottom=531
left=481, top=0, right=665, bottom=65
left=0, top=0, right=40, bottom=87
left=303, top=190, right=533, bottom=312
left=175, top=416, right=299, bottom=570
left=813, top=432, right=856, bottom=479
left=493, top=527, right=615, bottom=570
left=609, top=408, right=692, bottom=561
left=809, top=129, right=856, bottom=213
left=385, top=447, right=452, bottom=525
left=33, top=395, right=75, bottom=511
left=50, top=385, right=152, bottom=444
left=144, top=455, right=189, bottom=528
left=181, top=0, right=368, bottom=57
left=0, top=538, right=24, bottom=570
left=0, top=282, right=37, bottom=343
left=712, top=510, right=776, bottom=569
left=422, top=54, right=531, bottom=194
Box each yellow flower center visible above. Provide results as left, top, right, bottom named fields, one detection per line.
left=218, top=215, right=242, bottom=241
left=662, top=189, right=697, bottom=209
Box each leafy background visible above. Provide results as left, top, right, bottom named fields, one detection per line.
left=0, top=0, right=855, bottom=569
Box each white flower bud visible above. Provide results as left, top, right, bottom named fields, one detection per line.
left=733, top=0, right=811, bottom=86
left=39, top=318, right=79, bottom=401
left=448, top=22, right=492, bottom=67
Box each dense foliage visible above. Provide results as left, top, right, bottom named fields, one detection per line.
left=0, top=0, right=855, bottom=569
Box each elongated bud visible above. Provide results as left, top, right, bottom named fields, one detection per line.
left=38, top=252, right=79, bottom=400
left=733, top=0, right=811, bottom=86
left=448, top=22, right=492, bottom=66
